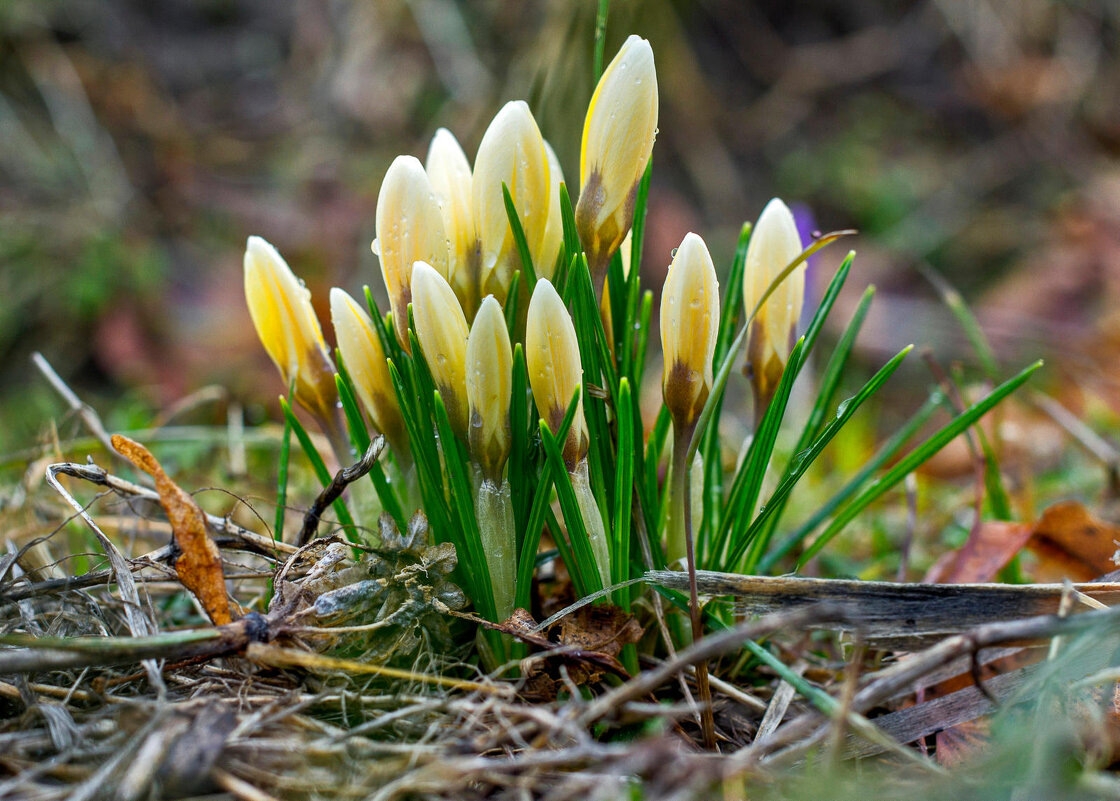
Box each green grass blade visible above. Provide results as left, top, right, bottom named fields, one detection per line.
left=516, top=465, right=554, bottom=612
left=619, top=161, right=652, bottom=378
left=709, top=337, right=807, bottom=566
left=273, top=379, right=296, bottom=543
left=334, top=370, right=408, bottom=534
left=364, top=286, right=404, bottom=367
left=731, top=345, right=913, bottom=571
left=758, top=284, right=876, bottom=542
left=796, top=360, right=1042, bottom=568
left=919, top=264, right=1000, bottom=380
left=432, top=391, right=496, bottom=622
left=558, top=184, right=580, bottom=294
left=502, top=182, right=538, bottom=288
left=593, top=0, right=610, bottom=81
left=612, top=378, right=635, bottom=605
left=508, top=343, right=532, bottom=538
left=540, top=423, right=604, bottom=597
left=504, top=270, right=522, bottom=338
left=759, top=393, right=942, bottom=573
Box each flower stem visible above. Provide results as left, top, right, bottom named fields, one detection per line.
left=674, top=424, right=716, bottom=750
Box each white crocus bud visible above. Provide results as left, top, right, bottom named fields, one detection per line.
left=465, top=296, right=513, bottom=480
left=472, top=101, right=551, bottom=305
left=525, top=278, right=587, bottom=467
left=575, top=35, right=657, bottom=291
left=330, top=288, right=407, bottom=456
left=660, top=232, right=720, bottom=432
left=243, top=236, right=336, bottom=423
left=426, top=128, right=479, bottom=319
left=374, top=155, right=450, bottom=348
left=410, top=261, right=469, bottom=436
left=743, top=198, right=804, bottom=410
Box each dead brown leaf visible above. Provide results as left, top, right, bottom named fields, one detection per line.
left=112, top=434, right=232, bottom=625
left=923, top=521, right=1034, bottom=584
left=490, top=605, right=643, bottom=701
left=1029, top=500, right=1120, bottom=582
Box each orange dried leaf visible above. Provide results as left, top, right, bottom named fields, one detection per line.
left=1029, top=500, right=1120, bottom=582
left=924, top=521, right=1034, bottom=584
left=112, top=434, right=233, bottom=625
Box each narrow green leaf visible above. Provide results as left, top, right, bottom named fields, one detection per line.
left=273, top=378, right=296, bottom=543
left=796, top=361, right=1042, bottom=567
left=730, top=345, right=913, bottom=571
left=334, top=370, right=408, bottom=534
left=612, top=378, right=635, bottom=606
left=758, top=284, right=876, bottom=543
left=432, top=390, right=496, bottom=621
left=759, top=393, right=942, bottom=573
left=504, top=270, right=522, bottom=339
left=502, top=181, right=538, bottom=288
left=278, top=397, right=357, bottom=539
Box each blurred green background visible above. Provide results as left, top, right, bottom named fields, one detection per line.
left=2, top=0, right=1119, bottom=456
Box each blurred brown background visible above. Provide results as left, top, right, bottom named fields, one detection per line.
left=2, top=0, right=1119, bottom=454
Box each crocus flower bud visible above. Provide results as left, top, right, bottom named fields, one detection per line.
left=536, top=139, right=565, bottom=281
left=473, top=101, right=551, bottom=305
left=465, top=296, right=512, bottom=480
left=576, top=35, right=657, bottom=292
left=244, top=236, right=337, bottom=423
left=329, top=288, right=407, bottom=456
left=660, top=232, right=720, bottom=431
left=426, top=128, right=480, bottom=319
left=374, top=155, right=450, bottom=347
left=411, top=261, right=469, bottom=436
left=525, top=278, right=587, bottom=467
left=743, top=198, right=804, bottom=410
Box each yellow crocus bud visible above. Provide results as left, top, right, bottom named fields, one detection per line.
left=243, top=236, right=337, bottom=423
left=743, top=198, right=804, bottom=410
left=465, top=296, right=512, bottom=480
left=536, top=139, right=565, bottom=281
left=660, top=232, right=720, bottom=432
left=329, top=288, right=407, bottom=456
left=410, top=261, right=469, bottom=436
left=525, top=278, right=587, bottom=467
left=374, top=155, right=450, bottom=347
left=472, top=101, right=551, bottom=305
left=426, top=128, right=479, bottom=319
left=576, top=35, right=657, bottom=292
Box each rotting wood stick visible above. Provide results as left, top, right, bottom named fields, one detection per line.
left=646, top=569, right=1120, bottom=647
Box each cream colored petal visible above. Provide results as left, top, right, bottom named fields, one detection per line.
left=329, top=287, right=405, bottom=450
left=575, top=34, right=657, bottom=276
left=426, top=128, right=478, bottom=317
left=660, top=232, right=719, bottom=427
left=744, top=198, right=803, bottom=365
left=536, top=139, right=565, bottom=281
left=243, top=236, right=336, bottom=421
left=375, top=155, right=450, bottom=344
left=411, top=261, right=470, bottom=435
left=525, top=278, right=586, bottom=443
left=465, top=296, right=512, bottom=477
left=472, top=101, right=550, bottom=303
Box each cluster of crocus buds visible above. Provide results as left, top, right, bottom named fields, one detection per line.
left=243, top=30, right=811, bottom=624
